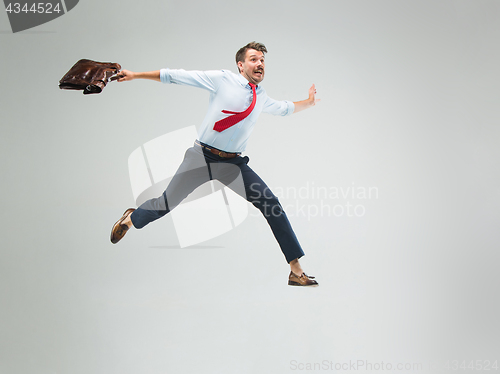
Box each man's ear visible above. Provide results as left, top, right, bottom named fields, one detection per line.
left=237, top=61, right=243, bottom=73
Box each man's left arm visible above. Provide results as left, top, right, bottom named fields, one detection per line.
left=293, top=84, right=320, bottom=114
left=262, top=84, right=320, bottom=116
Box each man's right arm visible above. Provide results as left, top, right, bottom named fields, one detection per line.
left=115, top=70, right=160, bottom=82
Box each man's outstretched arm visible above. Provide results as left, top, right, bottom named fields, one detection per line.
left=115, top=69, right=161, bottom=82
left=114, top=69, right=223, bottom=92
left=293, top=84, right=320, bottom=113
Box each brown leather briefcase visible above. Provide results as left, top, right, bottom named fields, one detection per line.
left=59, top=59, right=121, bottom=94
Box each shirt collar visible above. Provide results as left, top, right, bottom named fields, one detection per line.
left=236, top=72, right=259, bottom=90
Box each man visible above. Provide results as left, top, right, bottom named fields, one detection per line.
left=111, top=42, right=319, bottom=286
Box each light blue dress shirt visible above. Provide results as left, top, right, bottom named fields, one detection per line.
left=160, top=68, right=295, bottom=153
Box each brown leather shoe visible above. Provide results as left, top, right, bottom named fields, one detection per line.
left=110, top=208, right=135, bottom=244
left=288, top=271, right=319, bottom=287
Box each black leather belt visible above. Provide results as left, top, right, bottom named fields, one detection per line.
left=195, top=140, right=240, bottom=158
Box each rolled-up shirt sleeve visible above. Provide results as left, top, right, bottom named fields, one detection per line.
left=262, top=96, right=295, bottom=116
left=160, top=68, right=225, bottom=92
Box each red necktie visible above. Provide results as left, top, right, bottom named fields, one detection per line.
left=213, top=83, right=257, bottom=132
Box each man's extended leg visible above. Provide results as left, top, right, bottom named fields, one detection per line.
left=111, top=145, right=211, bottom=242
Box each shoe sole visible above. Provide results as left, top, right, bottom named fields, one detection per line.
left=288, top=280, right=319, bottom=287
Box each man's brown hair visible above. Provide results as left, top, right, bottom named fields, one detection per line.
left=235, top=42, right=267, bottom=73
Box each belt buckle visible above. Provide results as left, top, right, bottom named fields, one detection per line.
left=218, top=150, right=227, bottom=157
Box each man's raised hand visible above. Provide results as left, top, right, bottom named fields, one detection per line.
left=308, top=84, right=320, bottom=106
left=293, top=84, right=320, bottom=113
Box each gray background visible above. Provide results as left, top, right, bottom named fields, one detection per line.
left=1, top=1, right=499, bottom=373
